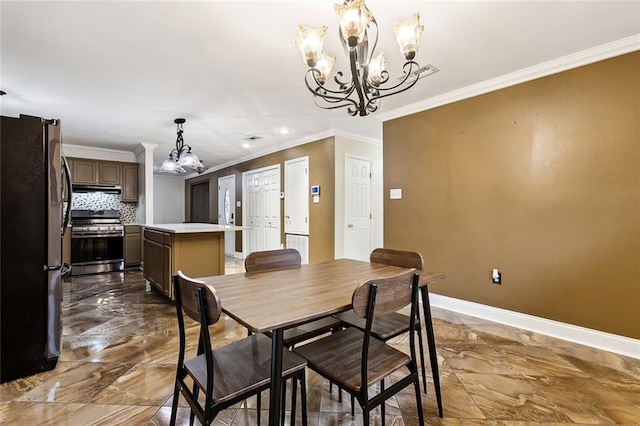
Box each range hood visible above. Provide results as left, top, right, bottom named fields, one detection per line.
left=72, top=184, right=121, bottom=194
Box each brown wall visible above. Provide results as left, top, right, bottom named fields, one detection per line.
left=383, top=52, right=640, bottom=339
left=185, top=137, right=335, bottom=263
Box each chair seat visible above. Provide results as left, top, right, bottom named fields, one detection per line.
left=333, top=310, right=419, bottom=340
left=294, top=327, right=410, bottom=392
left=185, top=333, right=307, bottom=404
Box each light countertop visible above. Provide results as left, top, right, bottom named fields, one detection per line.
left=143, top=223, right=245, bottom=234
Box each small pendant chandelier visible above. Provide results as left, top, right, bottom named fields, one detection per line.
left=159, top=118, right=204, bottom=174
left=295, top=0, right=425, bottom=116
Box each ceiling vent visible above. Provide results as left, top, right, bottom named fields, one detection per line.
left=244, top=134, right=263, bottom=141
left=397, top=64, right=439, bottom=84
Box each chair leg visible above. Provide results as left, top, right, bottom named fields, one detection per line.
left=380, top=379, right=385, bottom=426
left=281, top=380, right=287, bottom=426
left=169, top=382, right=180, bottom=426
left=300, top=371, right=308, bottom=426
left=291, top=378, right=298, bottom=426
left=190, top=385, right=199, bottom=426
left=416, top=323, right=428, bottom=393
left=351, top=394, right=355, bottom=416
left=421, top=287, right=443, bottom=417
left=413, top=372, right=425, bottom=425
left=257, top=392, right=262, bottom=426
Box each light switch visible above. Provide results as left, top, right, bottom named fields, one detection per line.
left=390, top=188, right=402, bottom=199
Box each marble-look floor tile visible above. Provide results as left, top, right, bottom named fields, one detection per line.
left=16, top=362, right=134, bottom=404
left=439, top=345, right=522, bottom=375
left=63, top=403, right=161, bottom=425
left=528, top=375, right=640, bottom=424
left=90, top=364, right=175, bottom=406
left=0, top=401, right=84, bottom=425
left=457, top=373, right=573, bottom=422
left=492, top=345, right=585, bottom=377
left=0, top=361, right=79, bottom=401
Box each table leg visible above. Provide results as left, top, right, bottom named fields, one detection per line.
left=421, top=286, right=443, bottom=417
left=269, top=328, right=284, bottom=425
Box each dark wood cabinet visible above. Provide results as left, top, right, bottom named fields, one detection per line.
left=72, top=159, right=98, bottom=184
left=143, top=228, right=173, bottom=298
left=68, top=157, right=138, bottom=202
left=124, top=225, right=142, bottom=267
left=98, top=162, right=120, bottom=185
left=121, top=163, right=138, bottom=202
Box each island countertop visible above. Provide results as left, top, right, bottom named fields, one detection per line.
left=144, top=223, right=245, bottom=234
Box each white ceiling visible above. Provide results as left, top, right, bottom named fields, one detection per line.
left=2, top=1, right=639, bottom=174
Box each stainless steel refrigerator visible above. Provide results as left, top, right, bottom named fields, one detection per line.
left=1, top=114, right=72, bottom=383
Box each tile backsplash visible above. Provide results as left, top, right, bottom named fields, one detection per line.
left=71, top=192, right=138, bottom=223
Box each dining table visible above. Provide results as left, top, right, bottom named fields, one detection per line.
left=197, top=258, right=445, bottom=426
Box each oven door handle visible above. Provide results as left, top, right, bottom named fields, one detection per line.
left=62, top=156, right=73, bottom=235
left=72, top=233, right=124, bottom=239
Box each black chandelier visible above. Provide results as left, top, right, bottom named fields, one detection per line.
left=158, top=118, right=205, bottom=174
left=295, top=0, right=425, bottom=116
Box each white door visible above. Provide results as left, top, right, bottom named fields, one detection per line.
left=344, top=156, right=372, bottom=261
left=218, top=175, right=235, bottom=256
left=262, top=167, right=281, bottom=251
left=243, top=165, right=281, bottom=256
left=284, top=156, right=309, bottom=235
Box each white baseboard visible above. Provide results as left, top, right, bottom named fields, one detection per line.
left=429, top=294, right=640, bottom=360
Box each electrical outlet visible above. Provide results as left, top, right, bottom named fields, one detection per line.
left=492, top=269, right=502, bottom=285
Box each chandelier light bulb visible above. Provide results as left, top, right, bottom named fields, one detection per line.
left=295, top=25, right=328, bottom=67
left=334, top=0, right=372, bottom=47
left=315, top=52, right=336, bottom=84
left=392, top=13, right=424, bottom=60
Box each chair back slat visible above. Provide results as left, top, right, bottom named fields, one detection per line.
left=245, top=248, right=302, bottom=272
left=370, top=248, right=424, bottom=271
left=175, top=270, right=222, bottom=325
left=351, top=269, right=416, bottom=318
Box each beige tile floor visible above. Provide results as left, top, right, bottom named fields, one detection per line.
left=1, top=258, right=639, bottom=425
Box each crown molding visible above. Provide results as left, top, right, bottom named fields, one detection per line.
left=379, top=35, right=640, bottom=122
left=134, top=142, right=157, bottom=156
left=63, top=144, right=137, bottom=163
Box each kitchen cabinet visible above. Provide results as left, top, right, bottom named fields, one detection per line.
left=71, top=159, right=98, bottom=184
left=98, top=162, right=120, bottom=185
left=124, top=225, right=141, bottom=267
left=143, top=224, right=234, bottom=300
left=121, top=163, right=138, bottom=202
left=68, top=158, right=138, bottom=202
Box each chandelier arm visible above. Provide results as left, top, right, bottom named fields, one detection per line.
left=312, top=96, right=359, bottom=116
left=304, top=69, right=359, bottom=109
left=368, top=61, right=421, bottom=95
left=305, top=69, right=354, bottom=97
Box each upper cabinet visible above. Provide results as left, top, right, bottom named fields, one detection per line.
left=98, top=162, right=120, bottom=185
left=71, top=159, right=99, bottom=184
left=68, top=158, right=138, bottom=202
left=121, top=163, right=138, bottom=202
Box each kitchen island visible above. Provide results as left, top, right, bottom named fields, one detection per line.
left=143, top=223, right=243, bottom=300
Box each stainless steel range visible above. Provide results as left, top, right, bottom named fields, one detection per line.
left=70, top=209, right=124, bottom=275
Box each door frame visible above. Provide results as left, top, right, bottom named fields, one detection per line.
left=218, top=174, right=237, bottom=258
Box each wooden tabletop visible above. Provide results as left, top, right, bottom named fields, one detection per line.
left=198, top=258, right=445, bottom=334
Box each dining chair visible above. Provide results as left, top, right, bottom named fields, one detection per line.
left=333, top=249, right=428, bottom=391
left=169, top=270, right=308, bottom=426
left=294, top=269, right=424, bottom=426
left=245, top=248, right=342, bottom=349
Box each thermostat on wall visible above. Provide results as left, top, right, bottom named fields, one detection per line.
left=310, top=185, right=320, bottom=195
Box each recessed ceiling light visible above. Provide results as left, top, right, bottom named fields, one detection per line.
left=279, top=128, right=290, bottom=135
left=242, top=143, right=250, bottom=149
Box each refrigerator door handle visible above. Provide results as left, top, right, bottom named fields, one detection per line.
left=61, top=156, right=72, bottom=235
